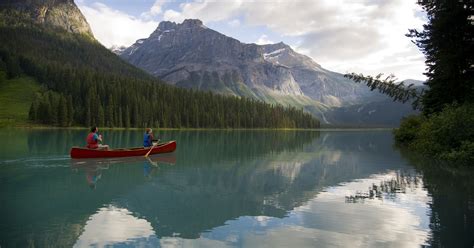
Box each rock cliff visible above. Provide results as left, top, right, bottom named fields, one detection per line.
left=0, top=0, right=93, bottom=37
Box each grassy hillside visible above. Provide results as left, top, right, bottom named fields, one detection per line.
left=0, top=72, right=40, bottom=127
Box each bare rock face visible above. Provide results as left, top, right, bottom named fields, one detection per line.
left=0, top=0, right=94, bottom=38
left=119, top=19, right=384, bottom=107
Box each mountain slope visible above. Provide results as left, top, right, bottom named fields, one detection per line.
left=118, top=19, right=419, bottom=126
left=119, top=19, right=385, bottom=108
left=324, top=99, right=419, bottom=127
left=0, top=4, right=319, bottom=128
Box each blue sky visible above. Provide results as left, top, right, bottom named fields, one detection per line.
left=77, top=0, right=427, bottom=80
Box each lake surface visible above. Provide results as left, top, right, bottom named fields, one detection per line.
left=0, top=129, right=473, bottom=247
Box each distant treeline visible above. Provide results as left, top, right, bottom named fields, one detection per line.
left=0, top=15, right=319, bottom=128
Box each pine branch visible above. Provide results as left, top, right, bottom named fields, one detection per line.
left=344, top=72, right=424, bottom=110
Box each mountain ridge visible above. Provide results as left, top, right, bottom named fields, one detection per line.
left=118, top=19, right=419, bottom=126
left=119, top=19, right=386, bottom=107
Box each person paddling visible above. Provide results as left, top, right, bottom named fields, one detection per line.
left=143, top=128, right=158, bottom=147
left=86, top=126, right=109, bottom=149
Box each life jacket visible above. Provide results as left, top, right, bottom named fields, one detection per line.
left=143, top=133, right=153, bottom=147
left=86, top=132, right=99, bottom=149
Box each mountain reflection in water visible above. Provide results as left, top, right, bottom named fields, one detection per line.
left=0, top=130, right=472, bottom=247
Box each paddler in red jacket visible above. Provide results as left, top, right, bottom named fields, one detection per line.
left=86, top=126, right=109, bottom=149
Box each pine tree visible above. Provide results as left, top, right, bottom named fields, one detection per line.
left=344, top=73, right=423, bottom=109
left=98, top=103, right=105, bottom=127
left=57, top=96, right=67, bottom=127
left=124, top=106, right=131, bottom=128
left=106, top=94, right=114, bottom=127
left=85, top=106, right=91, bottom=127
left=48, top=92, right=58, bottom=125
left=407, top=0, right=474, bottom=114
left=42, top=99, right=53, bottom=124
left=118, top=106, right=123, bottom=127
left=132, top=104, right=139, bottom=127
left=28, top=98, right=38, bottom=122
left=67, top=95, right=74, bottom=126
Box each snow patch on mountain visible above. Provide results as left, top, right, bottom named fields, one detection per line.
left=263, top=48, right=286, bottom=60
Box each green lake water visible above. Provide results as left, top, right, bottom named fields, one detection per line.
left=0, top=129, right=472, bottom=247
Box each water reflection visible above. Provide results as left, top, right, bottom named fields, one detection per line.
left=238, top=172, right=430, bottom=247
left=74, top=206, right=157, bottom=247
left=345, top=171, right=423, bottom=203
left=71, top=154, right=177, bottom=189
left=0, top=130, right=473, bottom=247
left=398, top=149, right=474, bottom=247
left=133, top=171, right=431, bottom=247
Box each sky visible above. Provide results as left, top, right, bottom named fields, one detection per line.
left=76, top=0, right=427, bottom=80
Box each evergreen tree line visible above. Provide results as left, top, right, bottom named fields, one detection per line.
left=406, top=0, right=473, bottom=115
left=0, top=22, right=319, bottom=129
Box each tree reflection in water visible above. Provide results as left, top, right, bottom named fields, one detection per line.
left=397, top=148, right=474, bottom=247
left=345, top=172, right=422, bottom=203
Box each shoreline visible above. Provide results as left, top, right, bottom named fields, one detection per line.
left=0, top=125, right=395, bottom=131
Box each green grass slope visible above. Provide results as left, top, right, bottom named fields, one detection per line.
left=0, top=72, right=40, bottom=127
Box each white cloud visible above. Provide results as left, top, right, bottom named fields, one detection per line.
left=167, top=0, right=241, bottom=23
left=140, top=0, right=166, bottom=20
left=228, top=19, right=240, bottom=27
left=78, top=2, right=158, bottom=48
left=163, top=9, right=183, bottom=22
left=79, top=0, right=427, bottom=79
left=256, top=34, right=273, bottom=45
left=155, top=0, right=427, bottom=79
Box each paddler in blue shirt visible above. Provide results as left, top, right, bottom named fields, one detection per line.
left=143, top=128, right=158, bottom=147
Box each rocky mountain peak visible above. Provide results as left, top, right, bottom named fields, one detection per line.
left=262, top=42, right=290, bottom=52
left=182, top=19, right=204, bottom=28
left=157, top=20, right=177, bottom=31
left=0, top=0, right=94, bottom=38
left=155, top=19, right=205, bottom=33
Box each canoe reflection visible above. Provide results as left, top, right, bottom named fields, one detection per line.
left=71, top=154, right=177, bottom=189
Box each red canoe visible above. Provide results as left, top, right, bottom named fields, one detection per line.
left=70, top=141, right=177, bottom=159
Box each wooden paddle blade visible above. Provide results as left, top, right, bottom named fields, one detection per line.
left=144, top=143, right=157, bottom=157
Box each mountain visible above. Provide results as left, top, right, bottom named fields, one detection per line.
left=324, top=100, right=418, bottom=127
left=403, top=79, right=425, bottom=86
left=0, top=0, right=93, bottom=38
left=118, top=19, right=416, bottom=126
left=119, top=20, right=385, bottom=107
left=0, top=3, right=318, bottom=128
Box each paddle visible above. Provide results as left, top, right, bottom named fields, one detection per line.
left=144, top=139, right=160, bottom=157
left=98, top=133, right=109, bottom=150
